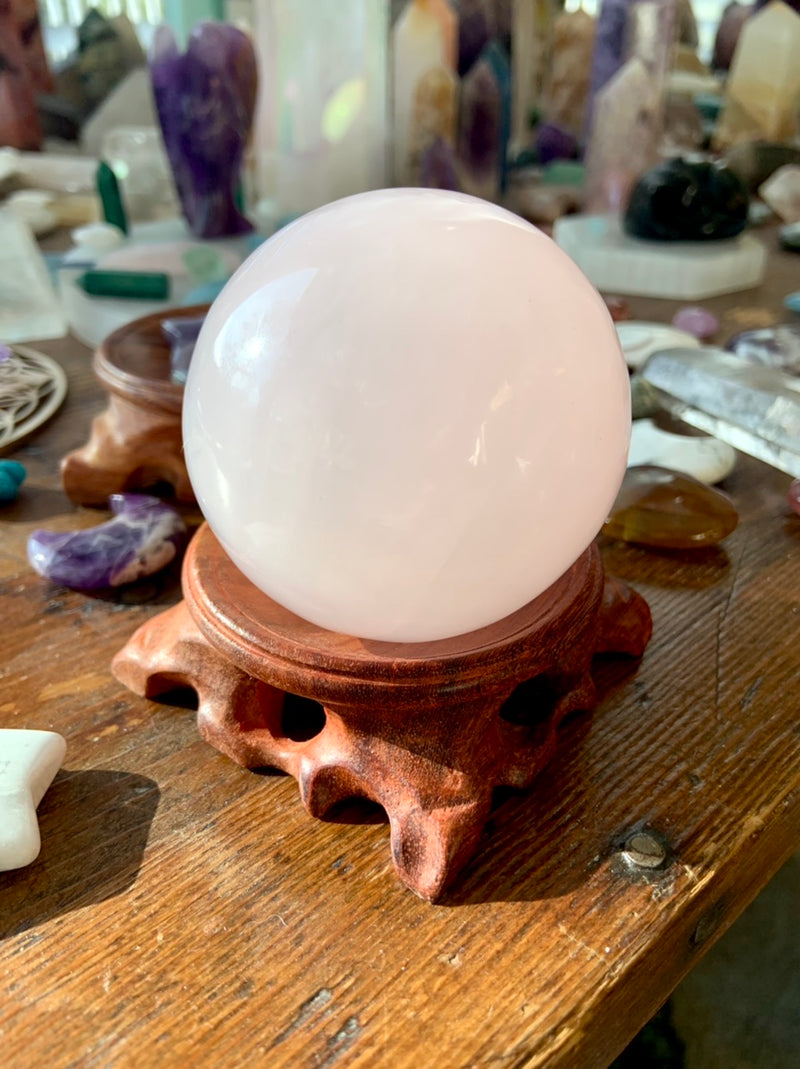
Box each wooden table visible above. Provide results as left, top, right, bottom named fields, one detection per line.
left=2, top=234, right=799, bottom=1068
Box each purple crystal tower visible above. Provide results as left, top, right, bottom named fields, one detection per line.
left=421, top=137, right=461, bottom=190
left=456, top=0, right=492, bottom=75
left=585, top=0, right=640, bottom=139
left=583, top=0, right=676, bottom=213
left=458, top=54, right=503, bottom=201
left=150, top=23, right=257, bottom=239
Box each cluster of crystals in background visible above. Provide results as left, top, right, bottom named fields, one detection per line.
left=392, top=0, right=512, bottom=199
left=240, top=0, right=800, bottom=229
left=5, top=0, right=800, bottom=560
left=11, top=0, right=800, bottom=239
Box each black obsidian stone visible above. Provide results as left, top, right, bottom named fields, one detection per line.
left=780, top=222, right=800, bottom=254
left=623, top=158, right=750, bottom=242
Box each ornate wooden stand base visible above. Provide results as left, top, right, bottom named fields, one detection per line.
left=112, top=525, right=652, bottom=900
left=61, top=307, right=208, bottom=506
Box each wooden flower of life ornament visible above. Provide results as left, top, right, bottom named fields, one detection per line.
left=0, top=344, right=67, bottom=450
left=113, top=524, right=652, bottom=901
left=60, top=306, right=208, bottom=506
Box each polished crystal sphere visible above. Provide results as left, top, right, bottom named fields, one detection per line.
left=183, top=189, right=630, bottom=642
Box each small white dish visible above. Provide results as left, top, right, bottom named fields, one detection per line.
left=629, top=418, right=737, bottom=484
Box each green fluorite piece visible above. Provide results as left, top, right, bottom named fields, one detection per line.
left=604, top=465, right=738, bottom=549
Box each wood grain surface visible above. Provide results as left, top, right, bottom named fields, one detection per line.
left=1, top=231, right=799, bottom=1069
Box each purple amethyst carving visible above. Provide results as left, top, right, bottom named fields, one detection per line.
left=150, top=22, right=257, bottom=239
left=28, top=494, right=187, bottom=590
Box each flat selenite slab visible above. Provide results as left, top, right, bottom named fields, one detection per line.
left=0, top=729, right=66, bottom=871
left=554, top=214, right=767, bottom=299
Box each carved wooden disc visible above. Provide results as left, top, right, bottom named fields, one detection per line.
left=183, top=523, right=605, bottom=704
left=94, top=304, right=209, bottom=413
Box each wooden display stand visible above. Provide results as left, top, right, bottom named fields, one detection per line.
left=61, top=306, right=208, bottom=506
left=113, top=525, right=652, bottom=901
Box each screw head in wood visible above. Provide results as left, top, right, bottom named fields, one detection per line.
left=623, top=831, right=666, bottom=869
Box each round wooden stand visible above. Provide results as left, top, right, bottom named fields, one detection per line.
left=113, top=525, right=652, bottom=900
left=61, top=306, right=209, bottom=506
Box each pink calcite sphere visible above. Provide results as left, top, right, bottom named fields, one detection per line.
left=183, top=189, right=630, bottom=642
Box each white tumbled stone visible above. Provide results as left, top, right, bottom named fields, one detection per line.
left=629, top=419, right=737, bottom=484
left=0, top=729, right=66, bottom=871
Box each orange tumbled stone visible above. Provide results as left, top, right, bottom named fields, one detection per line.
left=604, top=465, right=738, bottom=549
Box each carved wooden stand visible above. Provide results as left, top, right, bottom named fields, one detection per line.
left=113, top=525, right=652, bottom=900
left=61, top=306, right=208, bottom=506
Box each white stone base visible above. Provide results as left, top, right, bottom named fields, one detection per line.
left=553, top=214, right=767, bottom=299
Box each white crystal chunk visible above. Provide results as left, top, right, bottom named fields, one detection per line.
left=0, top=209, right=67, bottom=343
left=0, top=729, right=66, bottom=871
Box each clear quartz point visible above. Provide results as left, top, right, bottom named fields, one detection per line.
left=641, top=346, right=800, bottom=476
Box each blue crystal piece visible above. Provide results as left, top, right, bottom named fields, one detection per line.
left=0, top=460, right=26, bottom=503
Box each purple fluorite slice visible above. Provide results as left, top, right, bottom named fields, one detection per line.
left=28, top=494, right=187, bottom=590
left=150, top=23, right=257, bottom=239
